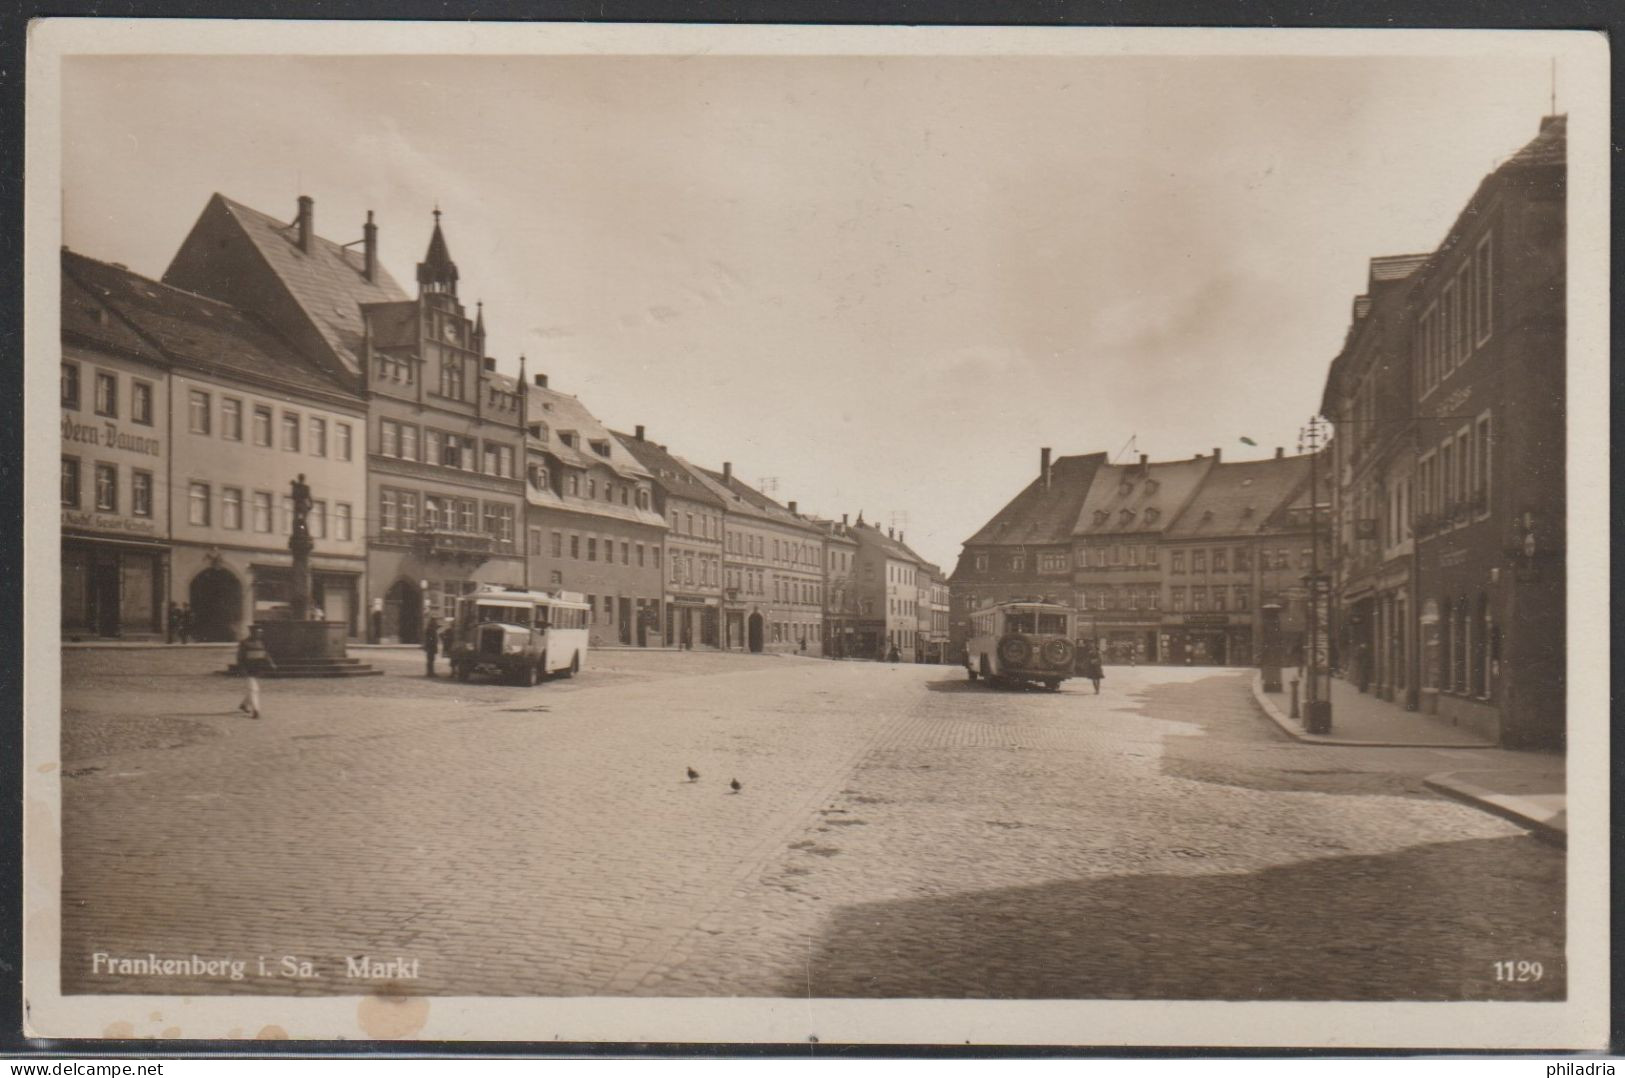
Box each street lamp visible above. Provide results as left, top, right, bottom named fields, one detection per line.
left=1300, top=418, right=1333, bottom=734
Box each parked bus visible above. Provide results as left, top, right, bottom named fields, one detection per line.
left=965, top=600, right=1079, bottom=691
left=447, top=585, right=591, bottom=686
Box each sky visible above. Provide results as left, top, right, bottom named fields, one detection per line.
left=61, top=49, right=1558, bottom=570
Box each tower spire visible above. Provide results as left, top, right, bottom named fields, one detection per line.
left=417, top=207, right=459, bottom=296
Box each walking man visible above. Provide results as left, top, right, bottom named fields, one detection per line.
left=235, top=624, right=276, bottom=719
left=178, top=603, right=194, bottom=644
left=1080, top=641, right=1104, bottom=695
left=424, top=615, right=441, bottom=677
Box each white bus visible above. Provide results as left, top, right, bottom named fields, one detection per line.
left=447, top=585, right=591, bottom=686
left=965, top=600, right=1079, bottom=691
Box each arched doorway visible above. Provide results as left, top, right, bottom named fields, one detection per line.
left=385, top=579, right=422, bottom=645
left=747, top=612, right=764, bottom=653
left=189, top=568, right=243, bottom=642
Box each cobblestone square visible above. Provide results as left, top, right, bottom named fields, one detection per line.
left=59, top=649, right=1564, bottom=1001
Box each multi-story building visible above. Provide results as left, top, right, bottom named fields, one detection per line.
left=1159, top=449, right=1312, bottom=667
left=920, top=563, right=949, bottom=662
left=613, top=426, right=723, bottom=648
left=812, top=516, right=861, bottom=657
left=1252, top=471, right=1323, bottom=668
left=165, top=196, right=538, bottom=641
left=518, top=379, right=666, bottom=647
left=60, top=253, right=172, bottom=639
left=948, top=449, right=1107, bottom=655
left=1072, top=453, right=1213, bottom=663
left=696, top=463, right=826, bottom=655
left=356, top=214, right=529, bottom=640
left=1404, top=115, right=1566, bottom=748
left=1321, top=254, right=1430, bottom=705
left=65, top=250, right=369, bottom=642
left=847, top=518, right=928, bottom=661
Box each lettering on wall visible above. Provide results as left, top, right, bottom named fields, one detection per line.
left=61, top=415, right=163, bottom=457
left=62, top=510, right=156, bottom=536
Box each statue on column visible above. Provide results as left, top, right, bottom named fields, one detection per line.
left=288, top=473, right=315, bottom=620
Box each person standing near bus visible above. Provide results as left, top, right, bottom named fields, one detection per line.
left=1079, top=642, right=1104, bottom=695
left=423, top=616, right=441, bottom=677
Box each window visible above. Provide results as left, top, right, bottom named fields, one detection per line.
left=974, top=554, right=988, bottom=572
left=653, top=548, right=661, bottom=570
left=130, top=381, right=154, bottom=426
left=62, top=364, right=80, bottom=409
left=1455, top=264, right=1473, bottom=364
left=1235, top=586, right=1250, bottom=610
left=282, top=412, right=301, bottom=452
left=188, top=390, right=210, bottom=433
left=1212, top=587, right=1226, bottom=612
left=221, top=486, right=241, bottom=529
left=1299, top=549, right=1312, bottom=571
left=570, top=534, right=580, bottom=559
left=253, top=405, right=272, bottom=446
left=61, top=458, right=80, bottom=507
left=621, top=541, right=630, bottom=565
left=484, top=443, right=500, bottom=475
left=1191, top=587, right=1206, bottom=612
left=1191, top=550, right=1206, bottom=573
left=336, top=422, right=353, bottom=461
left=380, top=489, right=398, bottom=532
left=399, top=492, right=419, bottom=532
left=94, top=372, right=118, bottom=417
left=131, top=470, right=154, bottom=518
left=423, top=428, right=443, bottom=465
left=88, top=463, right=118, bottom=513
left=380, top=419, right=400, bottom=458
left=281, top=496, right=294, bottom=535
left=187, top=480, right=209, bottom=525
left=1475, top=233, right=1494, bottom=344
left=335, top=502, right=352, bottom=541
left=310, top=417, right=328, bottom=457
left=637, top=543, right=645, bottom=567
left=568, top=473, right=580, bottom=496
left=1010, top=554, right=1025, bottom=572
left=253, top=492, right=273, bottom=532
left=552, top=532, right=563, bottom=558
left=1171, top=551, right=1185, bottom=574
left=1474, top=413, right=1492, bottom=513
left=587, top=537, right=597, bottom=561
left=1212, top=549, right=1227, bottom=573
left=1171, top=587, right=1185, bottom=612
left=311, top=500, right=327, bottom=539
left=1440, top=439, right=1455, bottom=514
left=1234, top=546, right=1251, bottom=571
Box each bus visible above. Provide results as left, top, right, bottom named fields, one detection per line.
left=447, top=585, right=591, bottom=686
left=965, top=599, right=1080, bottom=691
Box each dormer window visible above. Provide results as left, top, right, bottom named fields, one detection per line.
left=590, top=440, right=611, bottom=458
left=559, top=431, right=577, bottom=448
left=1118, top=481, right=1134, bottom=496
left=1145, top=479, right=1160, bottom=494
left=1119, top=509, right=1136, bottom=524
left=1093, top=510, right=1109, bottom=525
left=528, top=422, right=548, bottom=441
left=1202, top=510, right=1215, bottom=522
left=1242, top=506, right=1255, bottom=518
left=1144, top=508, right=1160, bottom=524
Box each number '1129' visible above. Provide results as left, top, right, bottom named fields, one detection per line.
left=1494, top=960, right=1543, bottom=982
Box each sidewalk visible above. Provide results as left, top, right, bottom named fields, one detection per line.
left=1250, top=670, right=1565, bottom=845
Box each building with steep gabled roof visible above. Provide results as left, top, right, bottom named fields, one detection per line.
left=948, top=449, right=1107, bottom=653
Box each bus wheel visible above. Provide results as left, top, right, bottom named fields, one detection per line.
left=967, top=666, right=978, bottom=681
left=1044, top=679, right=1061, bottom=692
left=522, top=661, right=539, bottom=688
left=562, top=654, right=579, bottom=679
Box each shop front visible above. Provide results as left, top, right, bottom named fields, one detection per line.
left=667, top=593, right=719, bottom=649
left=1160, top=613, right=1248, bottom=666
left=1079, top=614, right=1159, bottom=664
left=61, top=533, right=167, bottom=640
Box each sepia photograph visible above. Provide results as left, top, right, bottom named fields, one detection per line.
left=21, top=20, right=1610, bottom=1048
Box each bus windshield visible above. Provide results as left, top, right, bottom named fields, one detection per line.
left=1005, top=610, right=1069, bottom=634
left=473, top=604, right=531, bottom=628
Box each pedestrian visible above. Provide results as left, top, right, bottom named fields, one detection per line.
left=888, top=644, right=900, bottom=663
left=167, top=602, right=182, bottom=644
left=235, top=624, right=275, bottom=719
left=1356, top=642, right=1372, bottom=694
left=178, top=603, right=194, bottom=644
left=423, top=616, right=441, bottom=677
left=1080, top=642, right=1104, bottom=695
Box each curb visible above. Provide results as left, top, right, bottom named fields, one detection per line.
left=1424, top=771, right=1567, bottom=846
left=1247, top=671, right=1496, bottom=749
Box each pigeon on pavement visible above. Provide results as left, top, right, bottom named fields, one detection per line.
left=686, top=767, right=700, bottom=782
left=729, top=778, right=742, bottom=794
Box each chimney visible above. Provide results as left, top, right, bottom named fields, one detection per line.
left=888, top=527, right=895, bottom=539
left=1275, top=446, right=1285, bottom=460
left=1212, top=447, right=1222, bottom=463
left=296, top=196, right=314, bottom=253
left=788, top=501, right=798, bottom=515
left=362, top=210, right=377, bottom=281
left=635, top=425, right=645, bottom=441
left=898, top=531, right=904, bottom=543
left=1040, top=447, right=1052, bottom=488
left=1139, top=453, right=1149, bottom=472
left=722, top=462, right=732, bottom=483
left=533, top=373, right=547, bottom=388
left=482, top=357, right=496, bottom=372
left=842, top=513, right=849, bottom=527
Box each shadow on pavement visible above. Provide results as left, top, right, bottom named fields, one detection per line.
left=787, top=834, right=1564, bottom=1001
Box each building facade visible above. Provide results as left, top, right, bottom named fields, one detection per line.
left=847, top=519, right=927, bottom=661
left=614, top=427, right=723, bottom=648
left=814, top=517, right=861, bottom=658
left=357, top=215, right=528, bottom=641
left=513, top=385, right=667, bottom=647
left=65, top=250, right=369, bottom=643
left=60, top=257, right=172, bottom=639
left=696, top=464, right=826, bottom=655
left=1072, top=454, right=1213, bottom=664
